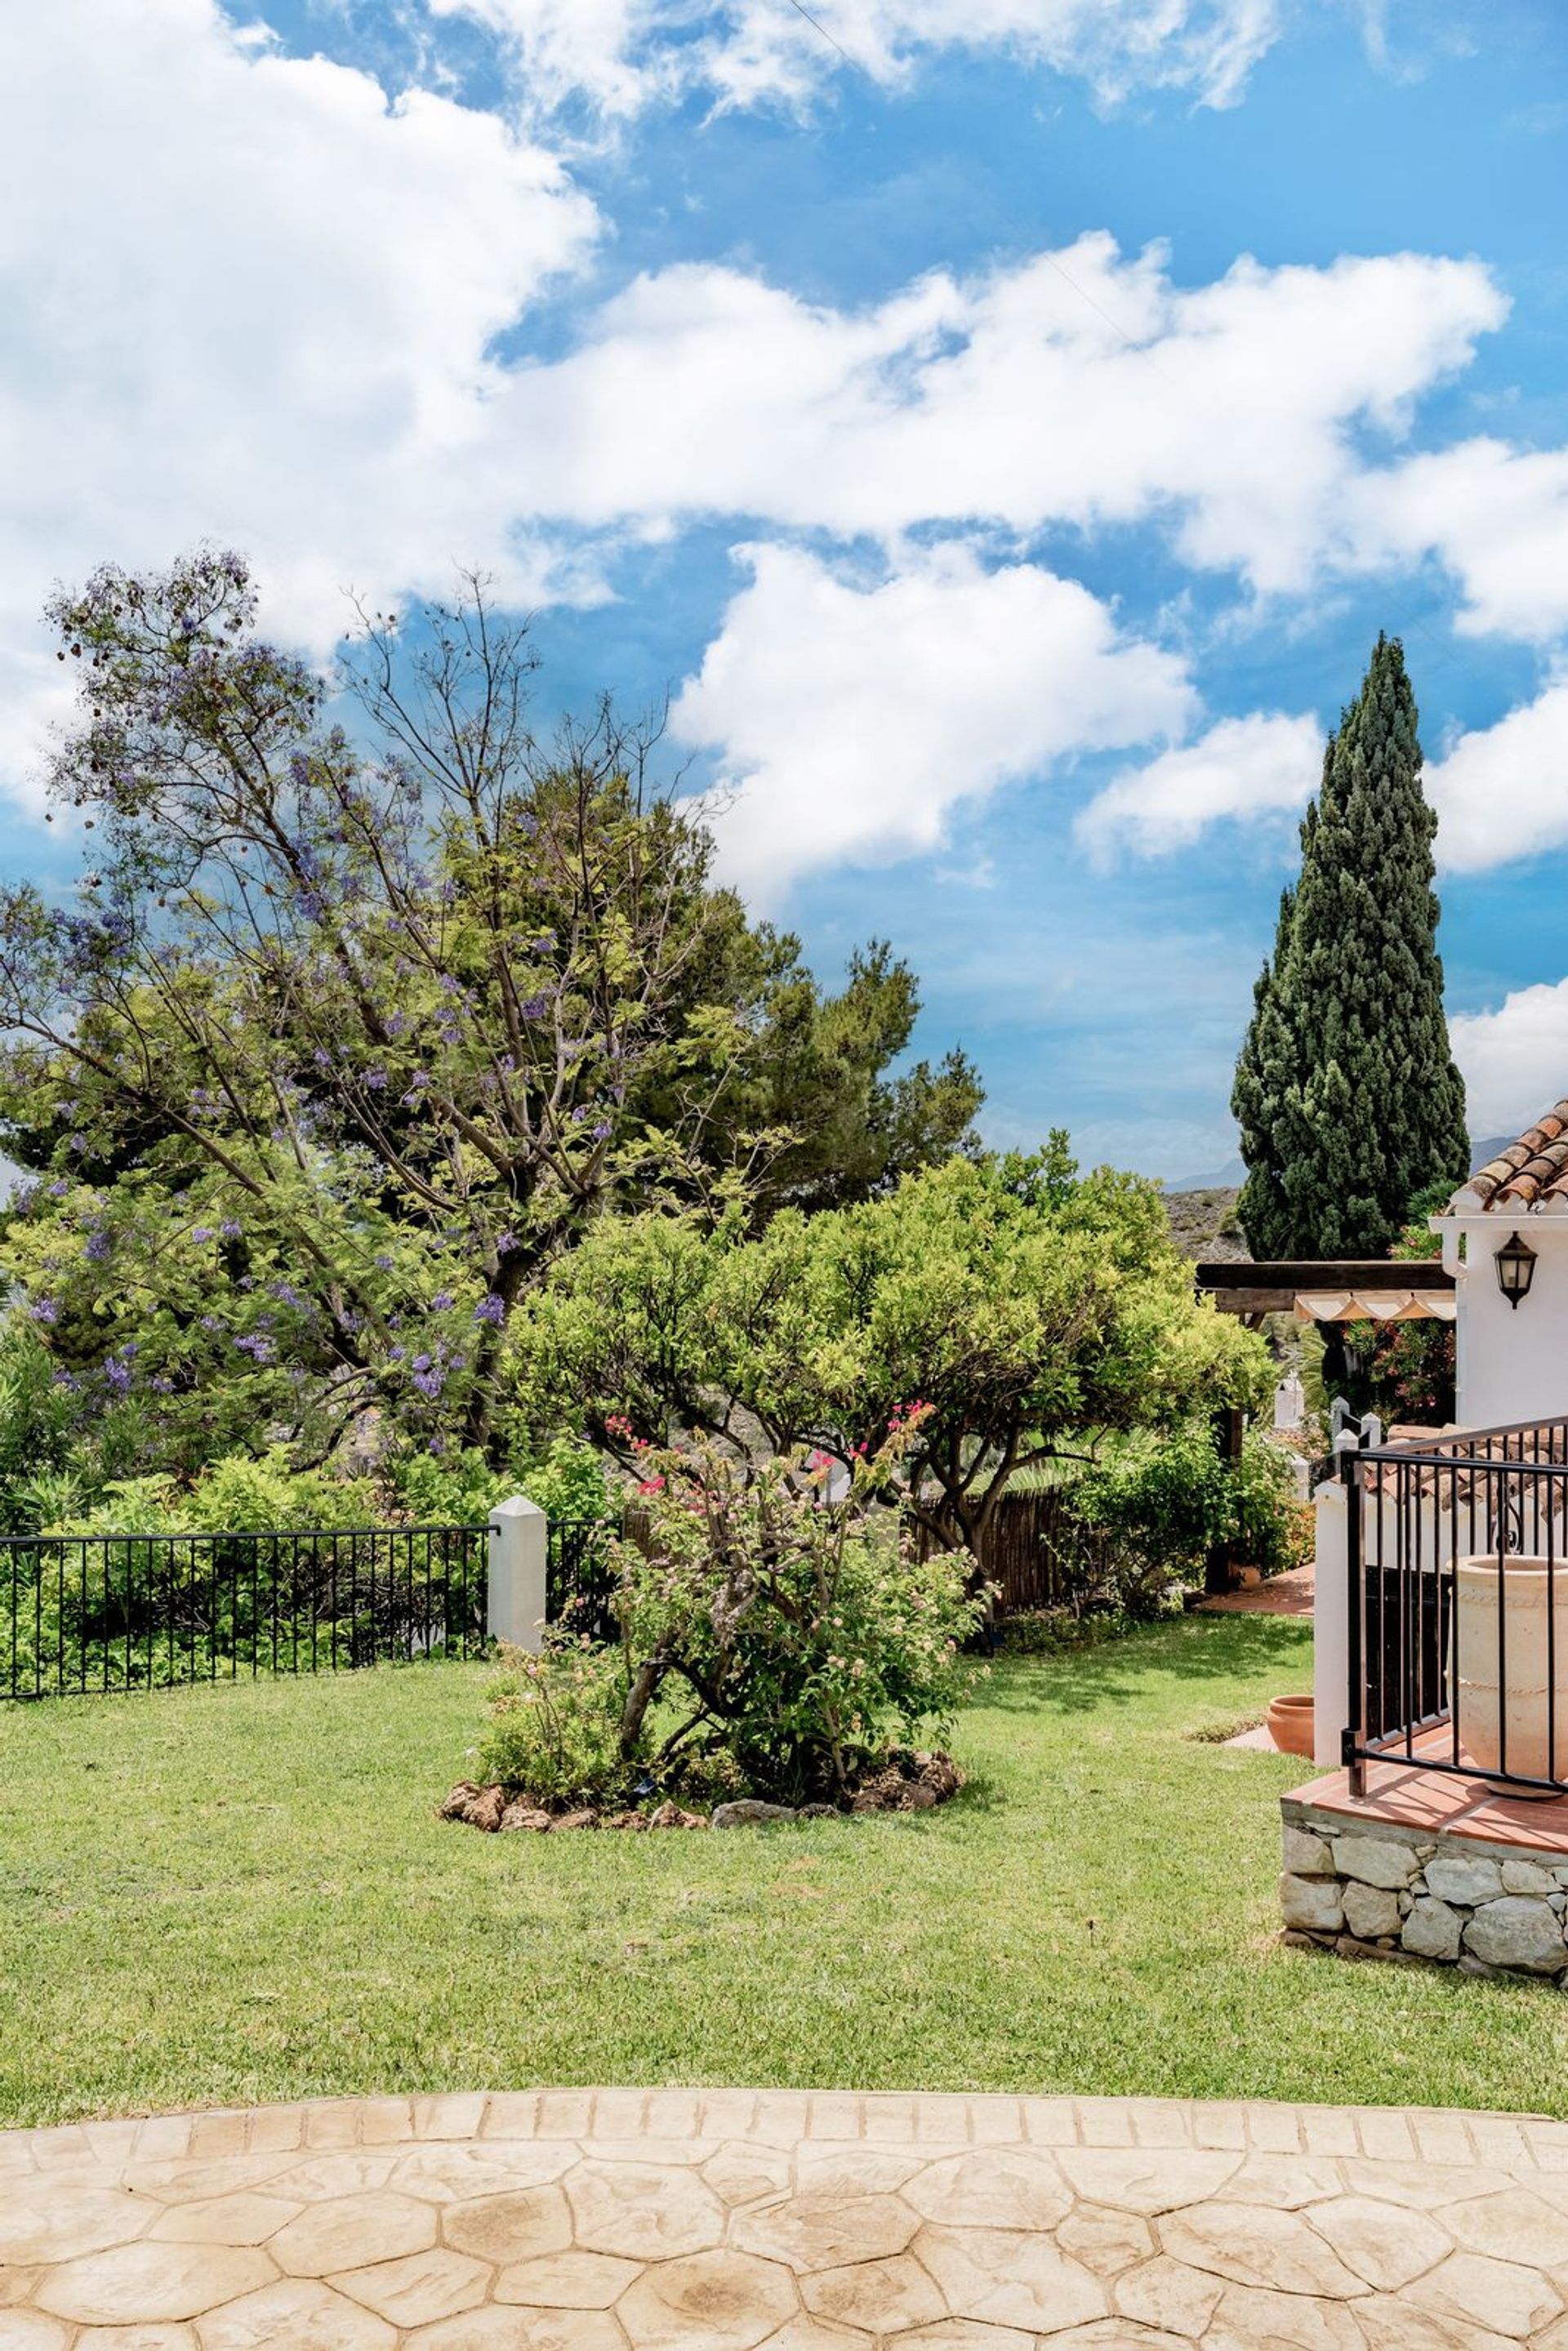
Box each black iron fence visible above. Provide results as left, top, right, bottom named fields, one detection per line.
left=2, top=1523, right=488, bottom=1701
left=1345, top=1415, right=1568, bottom=1797
left=546, top=1516, right=622, bottom=1645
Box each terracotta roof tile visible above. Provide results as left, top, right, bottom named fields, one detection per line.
left=1461, top=1100, right=1568, bottom=1212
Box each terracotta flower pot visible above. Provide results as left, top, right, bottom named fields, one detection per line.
left=1266, top=1693, right=1315, bottom=1759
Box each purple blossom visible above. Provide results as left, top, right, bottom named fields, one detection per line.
left=220, top=1218, right=243, bottom=1238
left=104, top=1352, right=134, bottom=1394
left=29, top=1297, right=57, bottom=1325
left=590, top=1120, right=611, bottom=1141
left=412, top=1351, right=431, bottom=1372
left=430, top=1291, right=453, bottom=1311
left=374, top=1253, right=394, bottom=1271
left=412, top=1369, right=444, bottom=1399
left=84, top=1228, right=112, bottom=1263
left=474, top=1293, right=506, bottom=1326
left=190, top=1225, right=214, bottom=1243
left=234, top=1333, right=274, bottom=1363
left=363, top=1069, right=387, bottom=1090
left=47, top=1180, right=69, bottom=1198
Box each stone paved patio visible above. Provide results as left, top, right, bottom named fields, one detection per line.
left=7, top=2088, right=1568, bottom=2347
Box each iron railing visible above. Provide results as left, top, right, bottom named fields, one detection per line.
left=546, top=1516, right=621, bottom=1645
left=1, top=1522, right=488, bottom=1701
left=1344, top=1415, right=1568, bottom=1797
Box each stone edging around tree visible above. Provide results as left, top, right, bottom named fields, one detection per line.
left=440, top=1749, right=962, bottom=1833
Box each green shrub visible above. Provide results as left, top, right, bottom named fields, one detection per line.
left=997, top=1599, right=1180, bottom=1656
left=608, top=1414, right=986, bottom=1803
left=1076, top=1422, right=1302, bottom=1601
left=474, top=1638, right=630, bottom=1805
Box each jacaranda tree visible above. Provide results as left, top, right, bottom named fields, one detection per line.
left=0, top=551, right=979, bottom=1470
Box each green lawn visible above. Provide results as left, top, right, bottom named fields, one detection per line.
left=2, top=1616, right=1565, bottom=2130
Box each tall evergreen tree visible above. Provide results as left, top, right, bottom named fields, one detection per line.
left=1232, top=635, right=1468, bottom=1259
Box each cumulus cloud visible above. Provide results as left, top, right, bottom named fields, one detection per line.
left=1452, top=979, right=1568, bottom=1138
left=1427, top=682, right=1568, bottom=874
left=0, top=0, right=597, bottom=800
left=434, top=0, right=1286, bottom=118
left=1076, top=711, right=1323, bottom=858
left=1350, top=439, right=1568, bottom=640
left=500, top=241, right=1505, bottom=592
left=669, top=542, right=1196, bottom=897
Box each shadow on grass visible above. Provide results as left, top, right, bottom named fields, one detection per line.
left=981, top=1616, right=1312, bottom=1718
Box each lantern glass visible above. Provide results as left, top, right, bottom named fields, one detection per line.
left=1494, top=1230, right=1538, bottom=1308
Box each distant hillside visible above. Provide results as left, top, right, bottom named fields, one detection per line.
left=1165, top=1187, right=1248, bottom=1263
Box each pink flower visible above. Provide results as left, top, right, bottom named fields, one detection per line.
left=637, top=1475, right=666, bottom=1495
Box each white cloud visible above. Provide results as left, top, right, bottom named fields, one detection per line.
left=1076, top=711, right=1323, bottom=858
left=1428, top=682, right=1568, bottom=874
left=1452, top=979, right=1568, bottom=1138
left=669, top=542, right=1196, bottom=897
left=434, top=0, right=1286, bottom=119
left=0, top=0, right=597, bottom=802
left=1349, top=439, right=1568, bottom=639
left=501, top=241, right=1505, bottom=592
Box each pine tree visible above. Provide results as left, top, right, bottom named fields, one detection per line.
left=1232, top=635, right=1468, bottom=1260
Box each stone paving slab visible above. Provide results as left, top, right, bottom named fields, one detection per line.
left=6, top=2089, right=1568, bottom=2345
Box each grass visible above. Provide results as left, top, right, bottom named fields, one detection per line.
left=3, top=1614, right=1567, bottom=2128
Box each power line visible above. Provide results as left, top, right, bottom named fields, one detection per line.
left=782, top=0, right=858, bottom=67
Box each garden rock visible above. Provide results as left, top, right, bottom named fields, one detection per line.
left=712, top=1801, right=798, bottom=1829
left=1502, top=1859, right=1557, bottom=1897
left=500, top=1801, right=553, bottom=1832
left=551, top=1809, right=599, bottom=1832
left=1463, top=1898, right=1567, bottom=1975
left=1330, top=1836, right=1420, bottom=1890
left=463, top=1785, right=507, bottom=1833
left=1341, top=1881, right=1401, bottom=1942
left=440, top=1782, right=480, bottom=1821
left=1401, top=1899, right=1463, bottom=1962
left=1280, top=1873, right=1343, bottom=1934
left=1425, top=1854, right=1505, bottom=1907
left=1281, top=1827, right=1334, bottom=1877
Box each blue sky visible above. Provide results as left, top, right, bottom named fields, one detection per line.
left=4, top=0, right=1567, bottom=1178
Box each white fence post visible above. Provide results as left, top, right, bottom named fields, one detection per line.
left=487, top=1494, right=548, bottom=1653
left=1312, top=1477, right=1347, bottom=1770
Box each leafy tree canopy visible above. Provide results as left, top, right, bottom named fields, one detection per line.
left=510, top=1145, right=1271, bottom=1555
left=0, top=551, right=979, bottom=1470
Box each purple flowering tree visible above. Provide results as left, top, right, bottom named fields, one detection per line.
left=0, top=552, right=978, bottom=1465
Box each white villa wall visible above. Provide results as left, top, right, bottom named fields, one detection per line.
left=1440, top=1215, right=1568, bottom=1429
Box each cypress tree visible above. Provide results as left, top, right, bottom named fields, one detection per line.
left=1232, top=635, right=1468, bottom=1259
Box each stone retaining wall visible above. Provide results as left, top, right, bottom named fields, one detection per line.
left=1280, top=1797, right=1568, bottom=1979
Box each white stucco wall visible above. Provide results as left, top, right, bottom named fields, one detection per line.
left=1437, top=1213, right=1568, bottom=1430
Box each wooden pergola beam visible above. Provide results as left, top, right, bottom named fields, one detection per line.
left=1195, top=1260, right=1456, bottom=1317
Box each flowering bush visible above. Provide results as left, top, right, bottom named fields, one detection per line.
left=605, top=1411, right=985, bottom=1804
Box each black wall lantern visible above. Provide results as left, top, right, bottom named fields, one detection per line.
left=1494, top=1228, right=1539, bottom=1309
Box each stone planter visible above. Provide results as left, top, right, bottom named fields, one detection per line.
left=1266, top=1694, right=1315, bottom=1759
left=1455, top=1555, right=1568, bottom=1793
